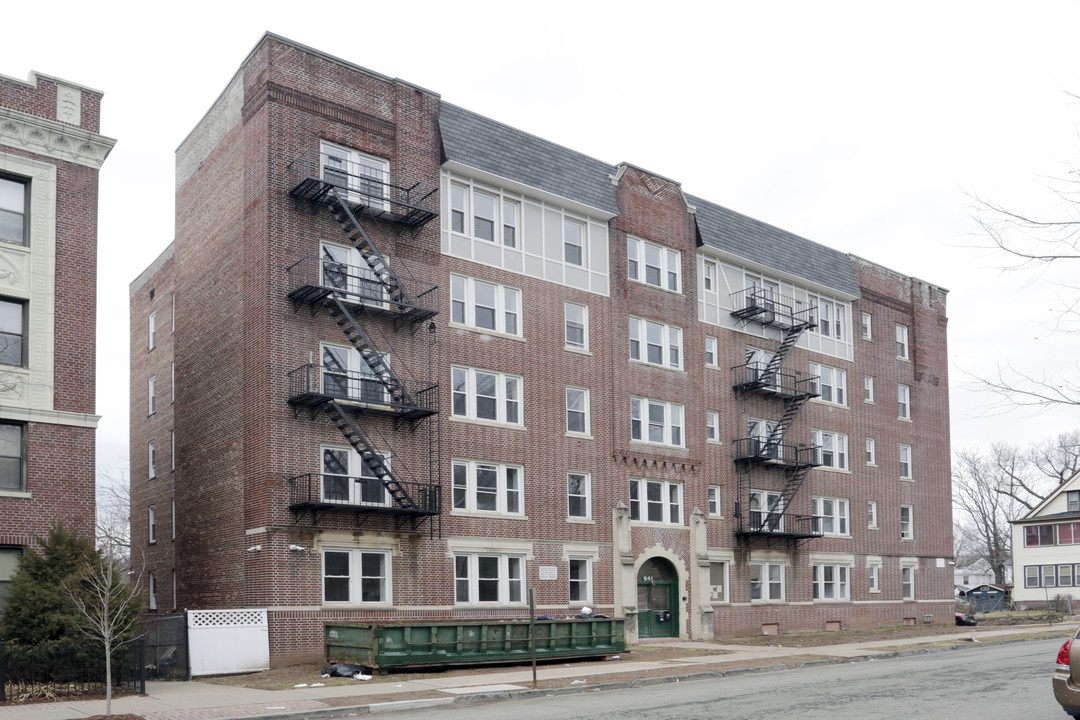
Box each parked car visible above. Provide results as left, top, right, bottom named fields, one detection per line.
left=955, top=613, right=977, bottom=626
left=1054, top=627, right=1080, bottom=718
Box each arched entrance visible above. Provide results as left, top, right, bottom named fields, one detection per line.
left=637, top=557, right=679, bottom=639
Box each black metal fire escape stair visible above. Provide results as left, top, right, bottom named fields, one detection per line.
left=325, top=400, right=416, bottom=510
left=325, top=295, right=414, bottom=409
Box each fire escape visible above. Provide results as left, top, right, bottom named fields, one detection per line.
left=283, top=149, right=442, bottom=535
left=730, top=287, right=822, bottom=544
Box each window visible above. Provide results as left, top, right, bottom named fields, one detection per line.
left=705, top=336, right=718, bottom=367
left=898, top=384, right=911, bottom=420
left=896, top=324, right=909, bottom=360
left=744, top=347, right=778, bottom=391
left=1025, top=525, right=1055, bottom=546
left=321, top=141, right=388, bottom=209
left=812, top=564, right=850, bottom=600
left=867, top=500, right=878, bottom=529
left=747, top=418, right=780, bottom=459
left=810, top=363, right=846, bottom=405
left=502, top=199, right=519, bottom=247
left=0, top=176, right=27, bottom=246
left=171, top=362, right=175, bottom=403
left=1069, top=491, right=1080, bottom=512
left=709, top=562, right=727, bottom=602
left=566, top=387, right=590, bottom=435
left=901, top=564, right=915, bottom=600
left=707, top=486, right=721, bottom=516
left=148, top=441, right=157, bottom=480
left=1060, top=565, right=1075, bottom=587
left=452, top=366, right=522, bottom=425
left=452, top=460, right=522, bottom=515
left=900, top=505, right=913, bottom=541
left=321, top=242, right=387, bottom=305
left=450, top=275, right=521, bottom=336
left=1025, top=565, right=1040, bottom=588
left=631, top=397, right=684, bottom=447
left=749, top=489, right=784, bottom=532
left=868, top=562, right=881, bottom=592
left=627, top=236, right=681, bottom=292
left=323, top=549, right=391, bottom=604
left=455, top=554, right=524, bottom=604
left=450, top=183, right=467, bottom=233
left=148, top=376, right=156, bottom=415
left=473, top=190, right=497, bottom=241
left=629, top=317, right=683, bottom=369
left=0, top=546, right=23, bottom=614
left=321, top=343, right=390, bottom=405
left=564, top=218, right=586, bottom=266
left=148, top=506, right=157, bottom=544
left=171, top=499, right=176, bottom=540
left=0, top=299, right=25, bottom=366
left=171, top=293, right=175, bottom=333
left=170, top=431, right=175, bottom=471
left=899, top=444, right=912, bottom=480
left=148, top=572, right=157, bottom=611
left=750, top=562, right=784, bottom=601
left=1062, top=523, right=1080, bottom=545
left=866, top=438, right=876, bottom=465
left=861, top=312, right=872, bottom=340
left=322, top=446, right=389, bottom=506
left=864, top=376, right=874, bottom=403
left=567, top=472, right=590, bottom=518
left=148, top=311, right=157, bottom=350
left=564, top=302, right=588, bottom=350
left=569, top=558, right=592, bottom=604
left=813, top=299, right=844, bottom=340
left=812, top=497, right=849, bottom=536
left=812, top=430, right=848, bottom=470
left=629, top=478, right=683, bottom=524
left=1043, top=565, right=1058, bottom=588
left=706, top=411, right=719, bottom=442
left=0, top=423, right=25, bottom=492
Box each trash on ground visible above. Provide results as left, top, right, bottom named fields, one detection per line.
left=311, top=683, right=325, bottom=687
left=611, top=655, right=620, bottom=660
left=293, top=683, right=308, bottom=687
left=571, top=679, right=587, bottom=685
left=321, top=662, right=374, bottom=680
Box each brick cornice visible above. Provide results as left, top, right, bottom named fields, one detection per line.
left=858, top=287, right=912, bottom=315
left=242, top=81, right=395, bottom=139
left=0, top=108, right=115, bottom=169
left=614, top=449, right=699, bottom=473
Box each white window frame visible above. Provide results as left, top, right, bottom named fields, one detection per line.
left=148, top=376, right=156, bottom=415
left=705, top=335, right=718, bottom=367
left=171, top=362, right=175, bottom=403
left=629, top=317, right=683, bottom=370
left=148, top=311, right=156, bottom=350
left=627, top=236, right=681, bottom=292
left=707, top=485, right=721, bottom=516
left=322, top=547, right=392, bottom=605
left=864, top=376, right=874, bottom=403
left=631, top=397, right=684, bottom=448
left=812, top=563, right=850, bottom=601
left=1068, top=491, right=1080, bottom=513
left=861, top=311, right=872, bottom=340
left=320, top=141, right=389, bottom=210
left=812, top=298, right=845, bottom=341
left=148, top=571, right=157, bottom=610
left=563, top=217, right=587, bottom=267
left=568, top=557, right=592, bottom=605
left=321, top=445, right=390, bottom=507
left=901, top=505, right=914, bottom=541
left=812, top=429, right=849, bottom=470
left=749, top=489, right=784, bottom=533
left=812, top=497, right=850, bottom=536
left=629, top=478, right=683, bottom=525
left=867, top=500, right=878, bottom=529
left=450, top=182, right=468, bottom=234
left=750, top=562, right=785, bottom=601
left=868, top=560, right=882, bottom=592
left=171, top=430, right=176, bottom=471
left=450, top=274, right=521, bottom=337
left=567, top=472, right=591, bottom=519
left=564, top=302, right=589, bottom=351
left=566, top=386, right=590, bottom=436
left=901, top=563, right=916, bottom=600
left=454, top=553, right=525, bottom=605
left=899, top=444, right=913, bottom=480
left=148, top=441, right=156, bottom=480
left=898, top=384, right=911, bottom=420
left=896, top=324, right=910, bottom=360
left=452, top=459, right=523, bottom=516
left=148, top=505, right=157, bottom=544
left=502, top=198, right=520, bottom=248
left=171, top=498, right=176, bottom=540
left=866, top=437, right=876, bottom=466
left=706, top=410, right=719, bottom=442
left=451, top=366, right=523, bottom=426
left=810, top=363, right=846, bottom=405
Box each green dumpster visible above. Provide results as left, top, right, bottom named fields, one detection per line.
left=325, top=618, right=625, bottom=674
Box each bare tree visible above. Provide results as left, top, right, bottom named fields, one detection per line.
left=95, top=469, right=130, bottom=561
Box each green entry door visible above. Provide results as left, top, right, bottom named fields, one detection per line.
left=637, top=557, right=679, bottom=639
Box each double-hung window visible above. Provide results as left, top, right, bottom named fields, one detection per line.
left=473, top=190, right=497, bottom=241
left=867, top=501, right=878, bottom=528
left=0, top=176, right=27, bottom=246
left=1025, top=525, right=1054, bottom=546
left=627, top=236, right=681, bottom=292
left=628, top=478, right=682, bottom=524
left=564, top=302, right=588, bottom=350
left=148, top=506, right=157, bottom=544
left=813, top=299, right=844, bottom=340
left=567, top=472, right=590, bottom=518
left=900, top=505, right=913, bottom=541
left=861, top=312, right=872, bottom=340
left=898, top=384, right=911, bottom=420
left=148, top=311, right=157, bottom=351
left=812, top=497, right=849, bottom=536
left=1069, top=491, right=1080, bottom=512
left=705, top=336, right=718, bottom=367
left=812, top=430, right=848, bottom=470
left=321, top=142, right=388, bottom=209
left=148, top=441, right=157, bottom=480
left=455, top=554, right=524, bottom=604
left=0, top=423, right=25, bottom=491
left=502, top=199, right=519, bottom=247
left=568, top=558, right=592, bottom=604
left=749, top=489, right=783, bottom=532
left=866, top=438, right=876, bottom=465
left=631, top=397, right=684, bottom=447
left=810, top=363, right=846, bottom=405
left=1058, top=523, right=1080, bottom=544
left=896, top=324, right=910, bottom=360
left=0, top=299, right=25, bottom=367
left=452, top=460, right=522, bottom=515
left=450, top=183, right=468, bottom=233
left=899, top=444, right=912, bottom=480
left=706, top=411, right=719, bottom=442
left=707, top=486, right=721, bottom=516
left=812, top=564, right=849, bottom=600
left=629, top=317, right=682, bottom=369
left=750, top=562, right=784, bottom=601
left=323, top=548, right=391, bottom=604
left=863, top=376, right=874, bottom=403
left=565, top=387, right=590, bottom=435
left=452, top=366, right=522, bottom=425
left=322, top=446, right=388, bottom=506
left=564, top=218, right=586, bottom=266
left=450, top=275, right=521, bottom=336
left=148, top=377, right=157, bottom=415
left=868, top=561, right=881, bottom=592
left=901, top=564, right=915, bottom=600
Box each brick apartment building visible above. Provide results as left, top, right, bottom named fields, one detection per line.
left=130, top=33, right=953, bottom=663
left=0, top=70, right=114, bottom=611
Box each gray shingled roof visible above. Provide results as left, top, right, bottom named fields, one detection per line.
left=439, top=102, right=860, bottom=298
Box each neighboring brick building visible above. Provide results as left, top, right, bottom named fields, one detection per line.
left=0, top=70, right=114, bottom=611
left=130, top=34, right=954, bottom=663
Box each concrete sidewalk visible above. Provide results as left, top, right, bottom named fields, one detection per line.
left=1, top=623, right=1073, bottom=720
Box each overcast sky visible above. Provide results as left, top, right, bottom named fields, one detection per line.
left=2, top=1, right=1079, bottom=482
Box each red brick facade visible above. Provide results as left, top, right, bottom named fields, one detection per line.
left=130, top=35, right=954, bottom=664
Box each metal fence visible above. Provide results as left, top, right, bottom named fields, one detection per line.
left=0, top=637, right=145, bottom=703
left=136, top=613, right=190, bottom=680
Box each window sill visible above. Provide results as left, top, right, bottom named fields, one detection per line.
left=451, top=510, right=529, bottom=520
left=866, top=462, right=877, bottom=467
left=706, top=439, right=723, bottom=446
left=897, top=356, right=911, bottom=363
left=629, top=440, right=686, bottom=452
left=449, top=416, right=526, bottom=431
left=900, top=477, right=914, bottom=483
left=749, top=600, right=786, bottom=605
left=628, top=278, right=683, bottom=296
left=630, top=520, right=685, bottom=529
left=811, top=399, right=848, bottom=410
left=629, top=359, right=686, bottom=374
left=705, top=363, right=721, bottom=371
left=868, top=525, right=879, bottom=531
left=899, top=417, right=912, bottom=423
left=565, top=432, right=594, bottom=440
left=0, top=489, right=30, bottom=498
left=819, top=534, right=852, bottom=540
left=901, top=537, right=915, bottom=543
left=812, top=599, right=852, bottom=604
left=864, top=399, right=875, bottom=405
left=448, top=321, right=525, bottom=343
left=565, top=347, right=592, bottom=357
left=817, top=466, right=852, bottom=475
left=566, top=516, right=594, bottom=524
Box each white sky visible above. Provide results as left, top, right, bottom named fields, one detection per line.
left=2, top=0, right=1079, bottom=483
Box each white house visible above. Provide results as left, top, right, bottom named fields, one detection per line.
left=1010, top=471, right=1080, bottom=607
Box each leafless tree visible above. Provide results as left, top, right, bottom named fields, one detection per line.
left=95, top=469, right=130, bottom=561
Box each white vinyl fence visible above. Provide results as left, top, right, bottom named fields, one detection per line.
left=187, top=609, right=270, bottom=676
